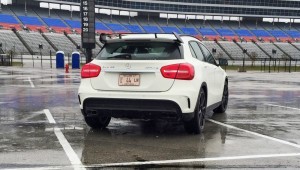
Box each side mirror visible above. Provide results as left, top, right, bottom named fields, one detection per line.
left=218, top=58, right=228, bottom=66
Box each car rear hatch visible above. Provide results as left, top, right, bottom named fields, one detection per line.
left=90, top=40, right=183, bottom=92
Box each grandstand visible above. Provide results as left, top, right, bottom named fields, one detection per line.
left=0, top=1, right=300, bottom=61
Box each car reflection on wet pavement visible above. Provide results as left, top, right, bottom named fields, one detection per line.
left=0, top=67, right=300, bottom=169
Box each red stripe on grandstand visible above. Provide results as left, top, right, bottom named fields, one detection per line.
left=224, top=36, right=239, bottom=41
left=51, top=27, right=72, bottom=34
left=0, top=23, right=22, bottom=30
left=26, top=25, right=48, bottom=32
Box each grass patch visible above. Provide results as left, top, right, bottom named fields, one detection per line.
left=12, top=62, right=23, bottom=67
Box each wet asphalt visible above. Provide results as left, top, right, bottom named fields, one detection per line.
left=0, top=66, right=300, bottom=169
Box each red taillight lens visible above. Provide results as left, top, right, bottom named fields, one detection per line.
left=160, top=63, right=194, bottom=80
left=81, top=63, right=101, bottom=78
left=160, top=64, right=180, bottom=79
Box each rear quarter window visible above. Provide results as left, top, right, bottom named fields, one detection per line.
left=96, top=42, right=181, bottom=60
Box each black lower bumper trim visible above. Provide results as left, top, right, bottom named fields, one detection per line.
left=83, top=98, right=184, bottom=120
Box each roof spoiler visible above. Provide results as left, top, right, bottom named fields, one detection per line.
left=99, top=32, right=183, bottom=44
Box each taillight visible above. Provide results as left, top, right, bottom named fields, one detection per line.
left=81, top=63, right=101, bottom=78
left=160, top=63, right=194, bottom=80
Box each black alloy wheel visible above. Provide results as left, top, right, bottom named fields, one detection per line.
left=184, top=88, right=207, bottom=134
left=214, top=81, right=229, bottom=113
left=84, top=115, right=111, bottom=129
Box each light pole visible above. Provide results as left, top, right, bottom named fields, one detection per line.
left=39, top=44, right=43, bottom=68
left=243, top=48, right=247, bottom=71
left=271, top=49, right=276, bottom=73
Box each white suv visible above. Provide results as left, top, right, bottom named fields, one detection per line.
left=78, top=33, right=228, bottom=134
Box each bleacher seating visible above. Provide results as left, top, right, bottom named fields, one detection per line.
left=18, top=16, right=43, bottom=26
left=161, top=26, right=181, bottom=34
left=199, top=28, right=218, bottom=36
left=19, top=31, right=54, bottom=55
left=199, top=28, right=220, bottom=40
left=0, top=5, right=299, bottom=61
left=44, top=33, right=76, bottom=55
left=105, top=23, right=128, bottom=33
left=219, top=42, right=246, bottom=59
left=238, top=42, right=268, bottom=59
left=256, top=43, right=284, bottom=59
left=274, top=43, right=299, bottom=59
left=96, top=22, right=111, bottom=33
left=180, top=27, right=198, bottom=35
left=42, top=17, right=72, bottom=33
left=285, top=31, right=300, bottom=38
left=65, top=20, right=81, bottom=29
left=235, top=29, right=253, bottom=37
left=0, top=30, right=29, bottom=54
left=42, top=17, right=67, bottom=28
left=142, top=26, right=162, bottom=33
left=18, top=16, right=47, bottom=32
left=124, top=25, right=143, bottom=33
left=0, top=14, right=21, bottom=30
left=251, top=30, right=271, bottom=37
left=0, top=14, right=19, bottom=24
left=216, top=29, right=236, bottom=36
left=65, top=20, right=82, bottom=33
left=269, top=30, right=289, bottom=38
left=202, top=41, right=230, bottom=59
left=208, top=21, right=230, bottom=29
left=291, top=43, right=300, bottom=59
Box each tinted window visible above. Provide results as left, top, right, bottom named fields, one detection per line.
left=199, top=43, right=216, bottom=65
left=189, top=44, right=197, bottom=59
left=189, top=42, right=205, bottom=61
left=96, top=42, right=181, bottom=60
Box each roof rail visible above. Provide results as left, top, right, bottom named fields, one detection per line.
left=99, top=32, right=184, bottom=44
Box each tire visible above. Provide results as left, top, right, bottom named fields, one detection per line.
left=184, top=88, right=207, bottom=134
left=84, top=115, right=111, bottom=129
left=214, top=80, right=229, bottom=113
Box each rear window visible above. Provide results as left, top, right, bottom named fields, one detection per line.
left=96, top=42, right=181, bottom=60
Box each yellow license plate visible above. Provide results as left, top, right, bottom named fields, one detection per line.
left=118, top=74, right=140, bottom=86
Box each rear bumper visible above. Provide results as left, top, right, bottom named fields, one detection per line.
left=82, top=98, right=193, bottom=120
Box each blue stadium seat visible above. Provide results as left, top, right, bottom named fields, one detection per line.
left=0, top=14, right=19, bottom=24
left=18, top=16, right=43, bottom=26
left=234, top=29, right=253, bottom=37
left=42, top=17, right=67, bottom=27
left=142, top=26, right=162, bottom=33
left=216, top=29, right=235, bottom=36
left=181, top=27, right=198, bottom=35
left=124, top=25, right=143, bottom=33
left=199, top=28, right=218, bottom=36
left=268, top=30, right=288, bottom=38
left=106, top=23, right=128, bottom=32
left=161, top=26, right=181, bottom=34
left=96, top=22, right=110, bottom=30
left=285, top=30, right=300, bottom=38
left=65, top=20, right=81, bottom=29
left=251, top=29, right=271, bottom=37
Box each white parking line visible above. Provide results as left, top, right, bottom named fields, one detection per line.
left=89, top=153, right=300, bottom=167
left=207, top=119, right=300, bottom=149
left=43, top=109, right=85, bottom=170
left=265, top=104, right=300, bottom=111
left=28, top=77, right=35, bottom=88
left=43, top=109, right=56, bottom=124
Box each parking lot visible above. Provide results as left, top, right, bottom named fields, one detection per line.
left=0, top=67, right=300, bottom=169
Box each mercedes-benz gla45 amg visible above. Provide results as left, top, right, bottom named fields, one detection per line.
left=78, top=33, right=228, bottom=134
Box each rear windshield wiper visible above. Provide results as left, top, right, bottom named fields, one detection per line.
left=107, top=54, right=132, bottom=60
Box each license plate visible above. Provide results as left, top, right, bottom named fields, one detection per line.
left=118, top=74, right=140, bottom=86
